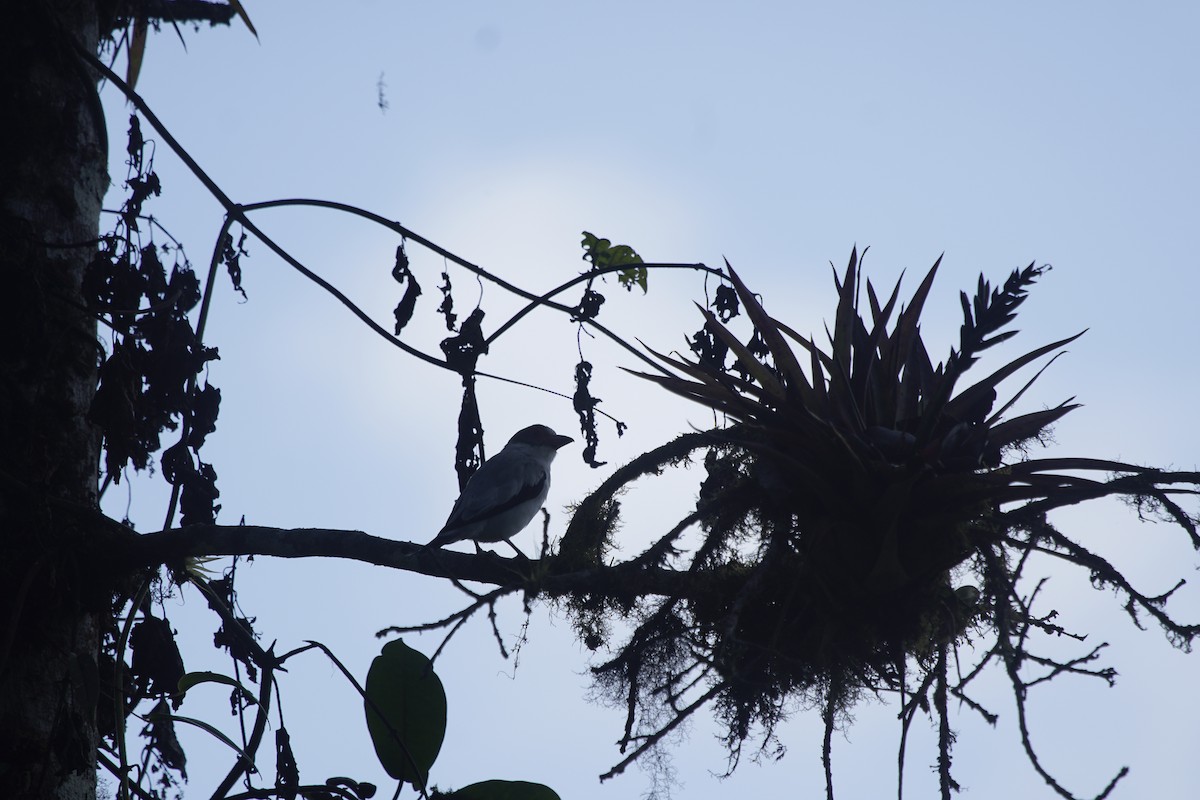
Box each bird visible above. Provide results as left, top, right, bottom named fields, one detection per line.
left=427, top=424, right=573, bottom=554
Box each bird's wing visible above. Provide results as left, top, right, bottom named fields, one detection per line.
left=441, top=451, right=549, bottom=531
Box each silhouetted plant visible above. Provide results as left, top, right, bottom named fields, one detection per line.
left=559, top=250, right=1199, bottom=799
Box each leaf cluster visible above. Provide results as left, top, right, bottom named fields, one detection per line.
left=86, top=116, right=228, bottom=525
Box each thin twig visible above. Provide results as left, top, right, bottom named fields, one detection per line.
left=598, top=683, right=725, bottom=782
left=822, top=685, right=836, bottom=800
left=934, top=643, right=958, bottom=800
left=114, top=577, right=151, bottom=800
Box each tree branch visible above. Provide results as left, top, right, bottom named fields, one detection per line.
left=136, top=1, right=238, bottom=26
left=108, top=522, right=748, bottom=602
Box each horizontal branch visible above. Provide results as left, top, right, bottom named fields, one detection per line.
left=109, top=523, right=738, bottom=601
left=136, top=0, right=238, bottom=25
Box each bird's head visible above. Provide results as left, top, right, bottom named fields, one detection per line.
left=508, top=424, right=574, bottom=452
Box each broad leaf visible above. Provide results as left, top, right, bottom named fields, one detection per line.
left=444, top=780, right=561, bottom=800
left=364, top=639, right=446, bottom=787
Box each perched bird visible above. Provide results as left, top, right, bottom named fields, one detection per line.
left=427, top=424, right=573, bottom=554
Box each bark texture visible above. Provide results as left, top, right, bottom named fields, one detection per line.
left=1, top=2, right=108, bottom=798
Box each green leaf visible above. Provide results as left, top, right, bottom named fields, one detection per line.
left=618, top=264, right=649, bottom=293
left=364, top=639, right=447, bottom=787
left=176, top=670, right=258, bottom=704
left=581, top=231, right=647, bottom=293
left=444, top=779, right=562, bottom=800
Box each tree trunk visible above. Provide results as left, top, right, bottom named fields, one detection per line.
left=1, top=1, right=107, bottom=798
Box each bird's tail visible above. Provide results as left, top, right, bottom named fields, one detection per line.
left=424, top=529, right=453, bottom=550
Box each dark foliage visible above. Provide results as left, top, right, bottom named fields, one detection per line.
left=206, top=573, right=261, bottom=681
left=452, top=375, right=485, bottom=491
left=437, top=270, right=457, bottom=331
left=573, top=360, right=612, bottom=468
left=392, top=242, right=421, bottom=334
left=275, top=728, right=300, bottom=799
left=440, top=308, right=488, bottom=375
left=218, top=230, right=248, bottom=300
left=572, top=288, right=606, bottom=322
left=129, top=614, right=185, bottom=702
left=558, top=252, right=1200, bottom=798
left=86, top=115, right=222, bottom=491
left=143, top=700, right=187, bottom=781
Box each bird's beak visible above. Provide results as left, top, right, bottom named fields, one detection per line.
left=552, top=434, right=574, bottom=449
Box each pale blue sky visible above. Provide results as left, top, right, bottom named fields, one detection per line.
left=100, top=3, right=1199, bottom=798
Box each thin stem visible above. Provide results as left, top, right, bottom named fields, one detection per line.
left=485, top=262, right=724, bottom=346
left=822, top=689, right=836, bottom=800
left=114, top=578, right=151, bottom=800
left=237, top=198, right=711, bottom=378
left=210, top=659, right=274, bottom=800
left=934, top=644, right=955, bottom=800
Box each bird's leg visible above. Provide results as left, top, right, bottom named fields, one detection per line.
left=504, top=539, right=530, bottom=561
left=476, top=540, right=511, bottom=565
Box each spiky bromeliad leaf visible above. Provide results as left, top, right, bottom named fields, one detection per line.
left=943, top=331, right=1085, bottom=427
left=960, top=263, right=1048, bottom=362
left=723, top=261, right=817, bottom=406
left=917, top=262, right=1055, bottom=438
